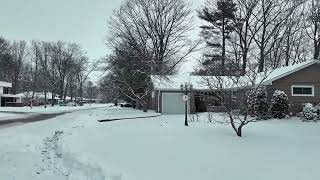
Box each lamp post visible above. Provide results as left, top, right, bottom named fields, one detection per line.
left=180, top=84, right=193, bottom=127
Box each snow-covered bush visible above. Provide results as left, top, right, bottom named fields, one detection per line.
left=253, top=90, right=270, bottom=119
left=247, top=91, right=255, bottom=116
left=271, top=90, right=289, bottom=119
left=302, top=103, right=317, bottom=121
left=315, top=103, right=320, bottom=121
left=316, top=103, right=320, bottom=114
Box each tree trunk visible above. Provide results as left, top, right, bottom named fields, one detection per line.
left=222, top=18, right=226, bottom=74
left=59, top=79, right=64, bottom=100
left=314, top=43, right=320, bottom=60
left=258, top=48, right=265, bottom=73
left=241, top=53, right=247, bottom=74
left=143, top=103, right=148, bottom=112
left=52, top=93, right=55, bottom=107
left=285, top=34, right=290, bottom=66
left=237, top=127, right=242, bottom=137
left=79, top=85, right=83, bottom=99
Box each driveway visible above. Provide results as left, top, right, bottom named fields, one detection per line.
left=0, top=112, right=66, bottom=128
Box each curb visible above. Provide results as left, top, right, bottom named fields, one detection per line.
left=98, top=114, right=161, bottom=122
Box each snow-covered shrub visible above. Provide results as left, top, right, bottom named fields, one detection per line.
left=247, top=91, right=255, bottom=116
left=315, top=103, right=320, bottom=114
left=315, top=103, right=320, bottom=121
left=296, top=112, right=303, bottom=118
left=302, top=103, right=317, bottom=121
left=271, top=90, right=289, bottom=119
left=253, top=90, right=270, bottom=119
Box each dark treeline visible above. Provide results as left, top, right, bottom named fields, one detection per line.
left=196, top=0, right=318, bottom=75
left=0, top=37, right=99, bottom=104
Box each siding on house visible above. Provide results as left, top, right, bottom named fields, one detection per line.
left=266, top=63, right=320, bottom=113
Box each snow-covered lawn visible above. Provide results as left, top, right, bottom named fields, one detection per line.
left=0, top=112, right=17, bottom=118
left=0, top=107, right=319, bottom=180
left=0, top=103, right=110, bottom=114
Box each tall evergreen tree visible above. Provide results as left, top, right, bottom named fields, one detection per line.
left=198, top=0, right=237, bottom=75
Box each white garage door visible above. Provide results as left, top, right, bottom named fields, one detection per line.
left=162, top=92, right=187, bottom=114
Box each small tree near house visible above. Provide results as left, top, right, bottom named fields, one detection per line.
left=201, top=65, right=273, bottom=137
left=226, top=87, right=269, bottom=137
left=271, top=90, right=289, bottom=119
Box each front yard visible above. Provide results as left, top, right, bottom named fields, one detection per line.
left=0, top=107, right=319, bottom=180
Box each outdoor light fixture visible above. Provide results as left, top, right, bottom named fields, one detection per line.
left=180, top=83, right=193, bottom=127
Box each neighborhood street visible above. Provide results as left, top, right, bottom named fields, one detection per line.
left=0, top=112, right=66, bottom=126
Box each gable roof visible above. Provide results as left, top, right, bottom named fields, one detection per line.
left=260, top=60, right=318, bottom=85
left=152, top=74, right=243, bottom=91
left=0, top=81, right=12, bottom=88
left=152, top=60, right=319, bottom=91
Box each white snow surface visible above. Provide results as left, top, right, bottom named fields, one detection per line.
left=0, top=107, right=320, bottom=180
left=0, top=112, right=16, bottom=118
left=0, top=103, right=109, bottom=114
left=0, top=80, right=12, bottom=87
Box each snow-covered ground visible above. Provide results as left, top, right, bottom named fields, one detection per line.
left=0, top=107, right=319, bottom=180
left=0, top=103, right=110, bottom=114
left=0, top=112, right=32, bottom=121
left=0, top=112, right=17, bottom=118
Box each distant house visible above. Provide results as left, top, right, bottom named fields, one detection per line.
left=0, top=81, right=22, bottom=107
left=16, top=92, right=61, bottom=106
left=151, top=60, right=320, bottom=114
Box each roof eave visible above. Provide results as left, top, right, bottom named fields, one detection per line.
left=265, top=61, right=315, bottom=85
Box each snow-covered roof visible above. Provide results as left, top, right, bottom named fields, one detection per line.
left=152, top=74, right=243, bottom=91
left=0, top=81, right=12, bottom=88
left=152, top=74, right=209, bottom=90
left=0, top=94, right=22, bottom=98
left=260, top=60, right=318, bottom=85
left=152, top=60, right=319, bottom=91
left=17, top=92, right=61, bottom=100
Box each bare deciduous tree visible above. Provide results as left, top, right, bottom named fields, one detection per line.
left=104, top=0, right=197, bottom=111
left=107, top=0, right=197, bottom=75
left=306, top=0, right=320, bottom=60
left=9, top=41, right=28, bottom=94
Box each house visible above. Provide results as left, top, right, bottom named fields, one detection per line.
left=0, top=81, right=22, bottom=107
left=151, top=74, right=214, bottom=114
left=263, top=60, right=320, bottom=113
left=16, top=91, right=61, bottom=106
left=151, top=60, right=320, bottom=114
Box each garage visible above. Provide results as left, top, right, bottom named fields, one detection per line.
left=161, top=92, right=188, bottom=114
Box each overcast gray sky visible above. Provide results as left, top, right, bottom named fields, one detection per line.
left=0, top=0, right=204, bottom=80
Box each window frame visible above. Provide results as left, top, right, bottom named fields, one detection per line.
left=291, top=85, right=314, bottom=97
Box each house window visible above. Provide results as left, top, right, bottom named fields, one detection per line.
left=291, top=85, right=314, bottom=96
left=3, top=87, right=9, bottom=94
